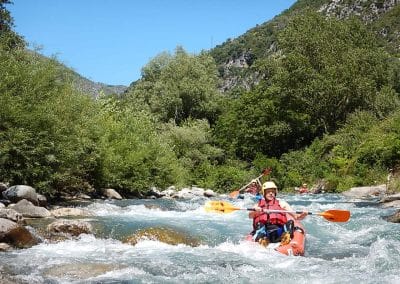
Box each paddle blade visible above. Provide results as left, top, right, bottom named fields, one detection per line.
left=204, top=201, right=240, bottom=213
left=318, top=209, right=350, bottom=222
left=229, top=190, right=240, bottom=198
left=262, top=168, right=272, bottom=176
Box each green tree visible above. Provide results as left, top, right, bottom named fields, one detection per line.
left=126, top=47, right=222, bottom=125
left=275, top=10, right=398, bottom=134
left=0, top=47, right=101, bottom=196
left=0, top=0, right=24, bottom=49
left=215, top=10, right=399, bottom=159
left=96, top=100, right=186, bottom=194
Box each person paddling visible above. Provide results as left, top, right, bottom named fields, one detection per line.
left=248, top=181, right=308, bottom=246
left=296, top=183, right=309, bottom=194
left=243, top=179, right=263, bottom=201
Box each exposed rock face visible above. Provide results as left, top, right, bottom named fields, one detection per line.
left=8, top=199, right=51, bottom=218
left=319, top=0, right=399, bottom=22
left=2, top=185, right=38, bottom=205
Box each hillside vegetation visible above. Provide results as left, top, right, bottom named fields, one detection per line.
left=1, top=0, right=399, bottom=200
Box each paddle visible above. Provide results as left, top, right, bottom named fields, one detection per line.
left=229, top=168, right=271, bottom=198
left=204, top=200, right=350, bottom=222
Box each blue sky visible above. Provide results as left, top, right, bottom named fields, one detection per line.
left=9, top=0, right=296, bottom=86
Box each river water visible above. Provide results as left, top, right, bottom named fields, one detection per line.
left=1, top=193, right=399, bottom=283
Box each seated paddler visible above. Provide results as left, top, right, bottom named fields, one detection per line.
left=248, top=181, right=308, bottom=246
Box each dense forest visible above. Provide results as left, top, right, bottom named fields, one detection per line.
left=1, top=0, right=400, bottom=200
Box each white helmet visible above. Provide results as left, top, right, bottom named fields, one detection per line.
left=261, top=181, right=278, bottom=195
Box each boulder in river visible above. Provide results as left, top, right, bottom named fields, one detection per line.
left=342, top=185, right=386, bottom=199
left=47, top=219, right=93, bottom=237
left=0, top=218, right=39, bottom=248
left=383, top=210, right=400, bottom=223
left=8, top=199, right=51, bottom=218
left=123, top=226, right=201, bottom=247
left=2, top=185, right=39, bottom=205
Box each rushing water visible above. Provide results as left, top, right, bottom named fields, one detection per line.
left=1, top=193, right=399, bottom=283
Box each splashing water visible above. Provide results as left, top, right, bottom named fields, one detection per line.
left=1, top=194, right=399, bottom=283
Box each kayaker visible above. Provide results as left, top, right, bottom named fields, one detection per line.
left=297, top=183, right=309, bottom=194
left=244, top=179, right=263, bottom=201
left=248, top=181, right=308, bottom=246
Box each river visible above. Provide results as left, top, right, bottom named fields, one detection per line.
left=1, top=193, right=399, bottom=283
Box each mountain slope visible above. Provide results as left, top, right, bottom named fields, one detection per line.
left=209, top=0, right=400, bottom=92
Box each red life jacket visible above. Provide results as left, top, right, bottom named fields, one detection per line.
left=252, top=198, right=288, bottom=229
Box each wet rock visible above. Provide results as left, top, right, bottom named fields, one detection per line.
left=310, top=179, right=327, bottom=194
left=172, top=188, right=196, bottom=199
left=75, top=193, right=92, bottom=200
left=0, top=208, right=24, bottom=223
left=204, top=189, right=216, bottom=197
left=0, top=182, right=8, bottom=193
left=0, top=242, right=12, bottom=251
left=144, top=204, right=166, bottom=211
left=47, top=219, right=93, bottom=237
left=123, top=226, right=201, bottom=247
left=381, top=200, right=400, bottom=208
left=44, top=263, right=125, bottom=279
left=383, top=210, right=400, bottom=223
left=8, top=199, right=51, bottom=218
left=342, top=185, right=386, bottom=199
left=37, top=194, right=48, bottom=207
left=148, top=187, right=164, bottom=198
left=0, top=199, right=11, bottom=206
left=0, top=218, right=39, bottom=248
left=161, top=187, right=177, bottom=197
left=380, top=192, right=400, bottom=203
left=50, top=207, right=93, bottom=217
left=103, top=188, right=122, bottom=200
left=190, top=187, right=205, bottom=196
left=2, top=185, right=39, bottom=205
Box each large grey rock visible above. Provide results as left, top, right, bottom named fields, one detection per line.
left=2, top=185, right=38, bottom=205
left=383, top=210, right=400, bottom=223
left=380, top=192, right=400, bottom=203
left=0, top=218, right=38, bottom=248
left=50, top=207, right=93, bottom=217
left=342, top=185, right=386, bottom=199
left=0, top=242, right=12, bottom=251
left=103, top=188, right=122, bottom=200
left=8, top=199, right=51, bottom=218
left=204, top=189, right=216, bottom=197
left=37, top=194, right=48, bottom=207
left=0, top=209, right=24, bottom=223
left=381, top=200, right=400, bottom=208
left=0, top=182, right=8, bottom=193
left=47, top=219, right=93, bottom=236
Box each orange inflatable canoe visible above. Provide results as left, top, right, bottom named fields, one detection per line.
left=245, top=215, right=306, bottom=256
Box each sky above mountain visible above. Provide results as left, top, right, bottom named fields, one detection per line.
left=9, top=0, right=296, bottom=86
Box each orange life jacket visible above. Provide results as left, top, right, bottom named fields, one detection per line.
left=252, top=198, right=288, bottom=229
